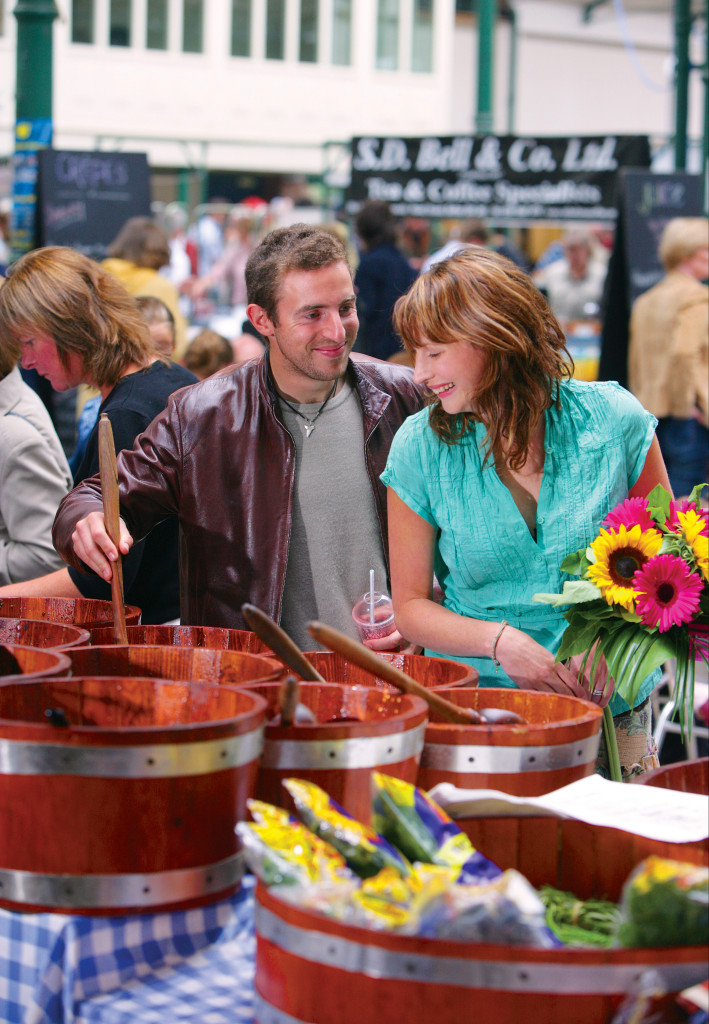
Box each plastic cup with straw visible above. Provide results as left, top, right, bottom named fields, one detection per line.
left=352, top=569, right=396, bottom=643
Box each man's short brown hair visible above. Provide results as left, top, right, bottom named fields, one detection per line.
left=245, top=224, right=350, bottom=323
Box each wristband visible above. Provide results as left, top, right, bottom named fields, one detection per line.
left=491, top=620, right=509, bottom=667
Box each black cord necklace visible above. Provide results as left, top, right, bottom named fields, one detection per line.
left=279, top=379, right=338, bottom=437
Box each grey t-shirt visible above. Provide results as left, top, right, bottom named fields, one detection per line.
left=278, top=378, right=388, bottom=650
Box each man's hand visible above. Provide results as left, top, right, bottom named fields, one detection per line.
left=71, top=511, right=134, bottom=581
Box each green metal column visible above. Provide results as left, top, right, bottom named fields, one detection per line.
left=475, top=0, right=498, bottom=134
left=14, top=0, right=58, bottom=121
left=673, top=0, right=691, bottom=170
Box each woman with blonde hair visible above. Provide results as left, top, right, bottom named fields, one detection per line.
left=0, top=246, right=196, bottom=621
left=382, top=247, right=671, bottom=778
left=103, top=216, right=187, bottom=356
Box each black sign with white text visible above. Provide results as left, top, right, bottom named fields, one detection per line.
left=346, top=134, right=651, bottom=221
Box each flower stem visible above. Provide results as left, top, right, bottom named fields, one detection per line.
left=602, top=704, right=623, bottom=782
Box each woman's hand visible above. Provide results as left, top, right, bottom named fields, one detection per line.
left=567, top=645, right=615, bottom=707
left=494, top=625, right=590, bottom=699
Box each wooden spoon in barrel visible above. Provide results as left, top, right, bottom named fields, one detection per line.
left=98, top=414, right=128, bottom=645
left=241, top=604, right=326, bottom=682
left=307, top=621, right=525, bottom=726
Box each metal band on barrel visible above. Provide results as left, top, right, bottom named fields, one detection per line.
left=260, top=724, right=425, bottom=770
left=419, top=733, right=600, bottom=773
left=0, top=728, right=263, bottom=778
left=255, top=904, right=705, bottom=995
left=0, top=853, right=244, bottom=909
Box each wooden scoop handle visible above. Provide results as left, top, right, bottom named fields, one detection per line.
left=98, top=414, right=128, bottom=645
left=306, top=621, right=483, bottom=725
left=241, top=604, right=326, bottom=682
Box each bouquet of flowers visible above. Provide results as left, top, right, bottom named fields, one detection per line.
left=534, top=484, right=708, bottom=741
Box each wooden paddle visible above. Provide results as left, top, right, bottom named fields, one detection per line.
left=98, top=414, right=128, bottom=645
left=241, top=604, right=326, bottom=682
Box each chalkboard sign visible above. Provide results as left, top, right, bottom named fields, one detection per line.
left=621, top=169, right=704, bottom=304
left=597, top=168, right=704, bottom=386
left=35, top=149, right=151, bottom=260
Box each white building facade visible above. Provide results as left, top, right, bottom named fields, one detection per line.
left=0, top=0, right=704, bottom=203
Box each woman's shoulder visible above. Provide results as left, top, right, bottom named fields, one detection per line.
left=556, top=378, right=646, bottom=417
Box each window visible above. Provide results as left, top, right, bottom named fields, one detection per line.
left=109, top=0, right=131, bottom=46
left=231, top=0, right=251, bottom=56
left=332, top=0, right=351, bottom=66
left=146, top=0, right=168, bottom=49
left=183, top=0, right=203, bottom=53
left=72, top=0, right=94, bottom=43
left=376, top=0, right=398, bottom=70
left=412, top=0, right=433, bottom=72
left=266, top=0, right=285, bottom=60
left=299, top=0, right=318, bottom=62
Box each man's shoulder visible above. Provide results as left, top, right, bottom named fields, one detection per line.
left=350, top=355, right=423, bottom=401
left=171, top=356, right=265, bottom=411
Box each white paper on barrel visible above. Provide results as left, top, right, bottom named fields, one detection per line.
left=429, top=774, right=709, bottom=843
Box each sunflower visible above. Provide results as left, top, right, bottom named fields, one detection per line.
left=676, top=509, right=709, bottom=582
left=587, top=525, right=663, bottom=610
left=633, top=554, right=704, bottom=632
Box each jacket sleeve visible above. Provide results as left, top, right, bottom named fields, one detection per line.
left=53, top=398, right=184, bottom=573
left=0, top=427, right=72, bottom=585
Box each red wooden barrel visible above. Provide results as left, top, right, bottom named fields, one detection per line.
left=240, top=681, right=428, bottom=822
left=66, top=644, right=282, bottom=685
left=89, top=623, right=272, bottom=654
left=418, top=687, right=603, bottom=797
left=0, top=676, right=267, bottom=914
left=0, top=644, right=71, bottom=681
left=0, top=617, right=90, bottom=651
left=634, top=756, right=709, bottom=796
left=298, top=651, right=478, bottom=690
left=254, top=821, right=708, bottom=1024
left=0, top=596, right=141, bottom=631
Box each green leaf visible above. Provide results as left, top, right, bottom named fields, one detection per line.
left=646, top=484, right=672, bottom=526
left=559, top=549, right=591, bottom=576
left=556, top=619, right=602, bottom=662
left=688, top=483, right=708, bottom=506
left=533, top=580, right=602, bottom=607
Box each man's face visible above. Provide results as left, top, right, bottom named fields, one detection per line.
left=251, top=261, right=358, bottom=401
left=18, top=331, right=85, bottom=391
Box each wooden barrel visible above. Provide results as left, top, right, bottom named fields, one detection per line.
left=0, top=676, right=267, bottom=914
left=0, top=596, right=141, bottom=631
left=66, top=644, right=283, bottom=685
left=634, top=756, right=709, bottom=795
left=0, top=617, right=90, bottom=651
left=89, top=623, right=272, bottom=654
left=239, top=681, right=428, bottom=822
left=254, top=819, right=708, bottom=1024
left=0, top=644, right=71, bottom=682
left=417, top=687, right=603, bottom=797
left=298, top=651, right=478, bottom=690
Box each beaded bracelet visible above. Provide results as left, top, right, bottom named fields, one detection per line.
left=491, top=620, right=509, bottom=667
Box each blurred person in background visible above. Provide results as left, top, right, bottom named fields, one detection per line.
left=189, top=200, right=228, bottom=275
left=422, top=220, right=530, bottom=275
left=628, top=216, right=709, bottom=498
left=0, top=322, right=72, bottom=584
left=353, top=199, right=417, bottom=361
left=533, top=229, right=607, bottom=326
left=183, top=328, right=235, bottom=380
left=102, top=216, right=188, bottom=358
left=188, top=208, right=256, bottom=311
left=0, top=246, right=197, bottom=621
left=160, top=202, right=197, bottom=289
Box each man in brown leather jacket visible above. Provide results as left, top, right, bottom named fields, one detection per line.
left=53, top=224, right=423, bottom=646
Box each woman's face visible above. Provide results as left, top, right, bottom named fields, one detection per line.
left=18, top=331, right=86, bottom=391
left=412, top=338, right=487, bottom=414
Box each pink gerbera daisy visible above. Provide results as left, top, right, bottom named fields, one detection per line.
left=602, top=497, right=657, bottom=534
left=633, top=554, right=704, bottom=632
left=669, top=500, right=709, bottom=537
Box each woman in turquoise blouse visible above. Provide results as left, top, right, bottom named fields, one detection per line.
left=382, top=247, right=672, bottom=778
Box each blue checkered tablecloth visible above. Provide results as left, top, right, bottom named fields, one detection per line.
left=0, top=877, right=256, bottom=1023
